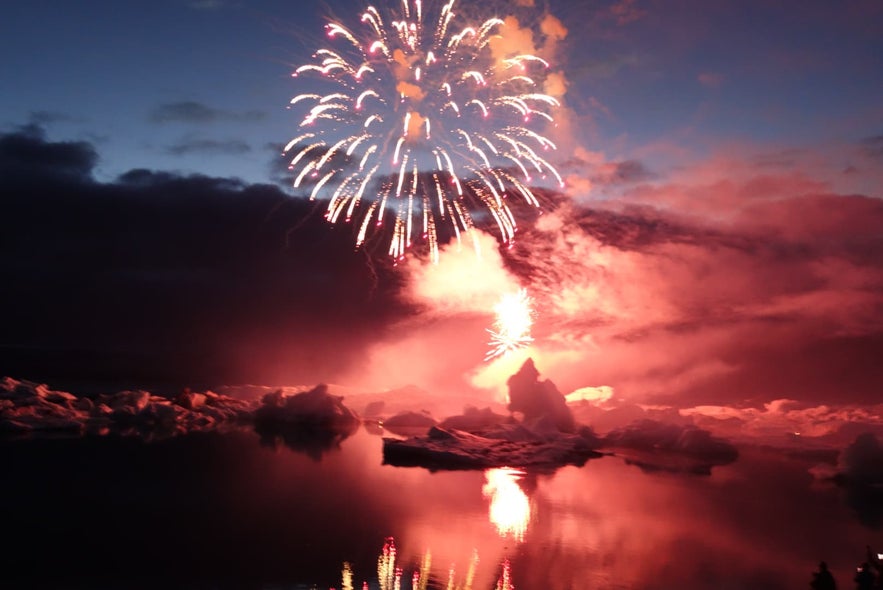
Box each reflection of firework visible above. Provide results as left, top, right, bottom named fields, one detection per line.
left=485, top=288, right=535, bottom=361
left=336, top=538, right=512, bottom=589
left=286, top=0, right=562, bottom=261
left=496, top=558, right=514, bottom=590
left=342, top=562, right=354, bottom=590
left=482, top=467, right=530, bottom=541
left=377, top=536, right=399, bottom=590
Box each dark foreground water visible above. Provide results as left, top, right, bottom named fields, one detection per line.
left=1, top=427, right=880, bottom=589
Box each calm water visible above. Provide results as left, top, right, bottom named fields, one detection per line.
left=0, top=427, right=879, bottom=589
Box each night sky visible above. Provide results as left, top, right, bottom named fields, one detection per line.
left=2, top=0, right=882, bottom=421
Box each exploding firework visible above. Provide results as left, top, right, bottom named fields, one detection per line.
left=285, top=0, right=563, bottom=261
left=485, top=288, right=534, bottom=361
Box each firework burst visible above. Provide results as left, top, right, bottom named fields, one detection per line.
left=485, top=288, right=535, bottom=361
left=285, top=0, right=563, bottom=262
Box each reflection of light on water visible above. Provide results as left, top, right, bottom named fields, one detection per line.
left=377, top=537, right=398, bottom=590
left=495, top=558, right=513, bottom=590
left=446, top=548, right=480, bottom=590
left=482, top=468, right=530, bottom=542
left=316, top=536, right=529, bottom=590
left=411, top=550, right=431, bottom=590
left=335, top=538, right=506, bottom=589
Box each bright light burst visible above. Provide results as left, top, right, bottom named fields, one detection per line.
left=482, top=467, right=531, bottom=541
left=286, top=0, right=562, bottom=262
left=485, top=288, right=534, bottom=361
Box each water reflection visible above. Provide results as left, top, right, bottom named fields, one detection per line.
left=254, top=419, right=358, bottom=460
left=345, top=537, right=507, bottom=590
left=341, top=561, right=354, bottom=590
left=482, top=468, right=530, bottom=542
left=0, top=430, right=878, bottom=589
left=495, top=559, right=513, bottom=590
left=377, top=537, right=402, bottom=590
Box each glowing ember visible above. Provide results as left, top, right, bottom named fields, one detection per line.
left=286, top=0, right=561, bottom=262
left=485, top=288, right=535, bottom=361
left=482, top=467, right=531, bottom=541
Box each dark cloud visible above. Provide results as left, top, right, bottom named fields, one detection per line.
left=609, top=0, right=647, bottom=25
left=836, top=433, right=883, bottom=528
left=499, top=177, right=883, bottom=406
left=188, top=0, right=225, bottom=9
left=149, top=101, right=265, bottom=124
left=750, top=148, right=806, bottom=169
left=266, top=141, right=293, bottom=186
left=697, top=72, right=724, bottom=88
left=570, top=204, right=743, bottom=251
left=0, top=125, right=411, bottom=392
left=860, top=134, right=883, bottom=159
left=28, top=110, right=86, bottom=125
left=558, top=154, right=654, bottom=187
left=838, top=433, right=883, bottom=485
left=165, top=137, right=252, bottom=155
left=0, top=124, right=96, bottom=181
left=591, top=159, right=655, bottom=186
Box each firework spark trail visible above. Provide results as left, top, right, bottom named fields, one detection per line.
left=485, top=288, right=534, bottom=361
left=286, top=0, right=562, bottom=261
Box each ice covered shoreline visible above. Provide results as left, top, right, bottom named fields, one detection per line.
left=1, top=357, right=742, bottom=475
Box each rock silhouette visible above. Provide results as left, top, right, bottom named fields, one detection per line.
left=507, top=358, right=575, bottom=433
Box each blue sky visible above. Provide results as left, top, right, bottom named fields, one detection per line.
left=3, top=0, right=881, bottom=186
